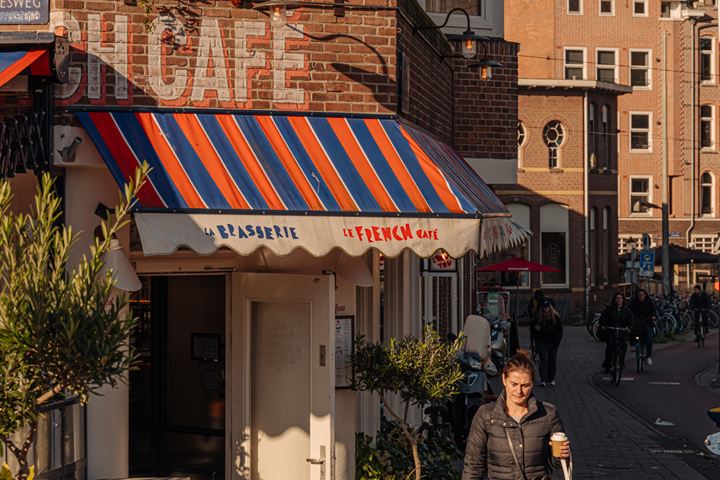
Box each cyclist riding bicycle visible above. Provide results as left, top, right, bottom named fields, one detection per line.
left=628, top=289, right=657, bottom=366
left=598, top=292, right=633, bottom=373
left=690, top=285, right=711, bottom=341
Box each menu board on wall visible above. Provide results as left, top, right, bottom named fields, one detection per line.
left=0, top=0, right=49, bottom=24
left=335, top=315, right=354, bottom=389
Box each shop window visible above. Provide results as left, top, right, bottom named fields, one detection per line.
left=630, top=112, right=651, bottom=151
left=701, top=105, right=714, bottom=149
left=564, top=48, right=585, bottom=80
left=701, top=37, right=714, bottom=83
left=596, top=49, right=617, bottom=83
left=543, top=120, right=565, bottom=168
left=540, top=203, right=569, bottom=287
left=568, top=0, right=582, bottom=14
left=630, top=50, right=651, bottom=88
left=633, top=0, right=647, bottom=15
left=600, top=0, right=614, bottom=15
left=701, top=172, right=714, bottom=216
left=630, top=177, right=651, bottom=215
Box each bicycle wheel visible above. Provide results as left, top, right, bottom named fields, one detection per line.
left=695, top=320, right=704, bottom=348
left=708, top=310, right=719, bottom=329
left=636, top=341, right=644, bottom=372
left=612, top=348, right=623, bottom=385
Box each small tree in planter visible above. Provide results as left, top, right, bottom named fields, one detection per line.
left=0, top=166, right=148, bottom=480
left=354, top=325, right=464, bottom=480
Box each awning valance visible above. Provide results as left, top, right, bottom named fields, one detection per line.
left=76, top=111, right=528, bottom=258
left=0, top=49, right=50, bottom=88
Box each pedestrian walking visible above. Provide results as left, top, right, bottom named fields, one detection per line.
left=526, top=289, right=554, bottom=319
left=598, top=292, right=633, bottom=373
left=530, top=298, right=563, bottom=386
left=462, top=349, right=571, bottom=480
left=628, top=289, right=657, bottom=366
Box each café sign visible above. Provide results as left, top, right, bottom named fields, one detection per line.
left=0, top=0, right=48, bottom=24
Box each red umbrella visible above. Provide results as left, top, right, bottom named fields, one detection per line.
left=476, top=258, right=561, bottom=317
left=477, top=257, right=560, bottom=273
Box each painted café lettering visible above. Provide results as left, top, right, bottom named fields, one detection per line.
left=49, top=12, right=310, bottom=107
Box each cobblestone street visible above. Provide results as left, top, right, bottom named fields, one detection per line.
left=512, top=326, right=720, bottom=479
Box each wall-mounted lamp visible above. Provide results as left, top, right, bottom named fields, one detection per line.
left=469, top=59, right=503, bottom=81
left=57, top=136, right=82, bottom=163
left=252, top=0, right=301, bottom=27
left=100, top=238, right=142, bottom=292
left=417, top=7, right=486, bottom=60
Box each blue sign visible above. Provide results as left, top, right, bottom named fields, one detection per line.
left=639, top=249, right=655, bottom=278
left=0, top=0, right=48, bottom=24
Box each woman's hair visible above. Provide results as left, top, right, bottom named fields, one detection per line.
left=502, top=348, right=536, bottom=379
left=635, top=288, right=648, bottom=299
left=613, top=292, right=625, bottom=304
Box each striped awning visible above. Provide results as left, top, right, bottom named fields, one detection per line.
left=0, top=49, right=50, bottom=88
left=76, top=111, right=528, bottom=258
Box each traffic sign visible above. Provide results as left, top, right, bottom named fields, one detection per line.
left=639, top=249, right=655, bottom=278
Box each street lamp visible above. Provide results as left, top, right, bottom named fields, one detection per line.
left=417, top=8, right=487, bottom=60
left=252, top=0, right=301, bottom=27
left=469, top=58, right=503, bottom=81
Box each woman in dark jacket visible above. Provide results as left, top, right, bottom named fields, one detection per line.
left=599, top=292, right=633, bottom=373
left=530, top=298, right=563, bottom=386
left=628, top=289, right=657, bottom=366
left=462, top=350, right=570, bottom=480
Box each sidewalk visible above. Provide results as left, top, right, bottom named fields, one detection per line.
left=515, top=326, right=716, bottom=480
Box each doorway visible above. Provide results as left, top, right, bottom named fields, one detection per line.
left=129, top=275, right=227, bottom=480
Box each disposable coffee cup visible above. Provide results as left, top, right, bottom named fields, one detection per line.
left=551, top=432, right=567, bottom=457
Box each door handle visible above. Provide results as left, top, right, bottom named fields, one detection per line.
left=306, top=458, right=325, bottom=465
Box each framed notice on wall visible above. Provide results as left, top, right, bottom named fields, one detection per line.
left=0, top=0, right=49, bottom=24
left=335, top=315, right=355, bottom=389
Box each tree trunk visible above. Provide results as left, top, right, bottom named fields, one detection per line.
left=379, top=395, right=422, bottom=479
left=1, top=421, right=37, bottom=480
left=411, top=439, right=422, bottom=480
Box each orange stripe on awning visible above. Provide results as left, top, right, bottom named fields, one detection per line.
left=215, top=115, right=286, bottom=210
left=399, top=127, right=463, bottom=213
left=327, top=118, right=397, bottom=212
left=173, top=114, right=249, bottom=209
left=364, top=119, right=430, bottom=212
left=287, top=117, right=359, bottom=212
left=135, top=112, right=206, bottom=209
left=0, top=50, right=45, bottom=89
left=256, top=116, right=324, bottom=211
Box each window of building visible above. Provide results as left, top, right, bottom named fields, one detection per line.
left=618, top=235, right=655, bottom=255
left=630, top=177, right=652, bottom=215
left=633, top=0, right=647, bottom=15
left=596, top=49, right=617, bottom=83
left=660, top=2, right=670, bottom=18
left=517, top=122, right=526, bottom=147
left=589, top=103, right=596, bottom=167
left=602, top=207, right=610, bottom=284
left=601, top=105, right=610, bottom=169
left=701, top=37, right=714, bottom=83
left=501, top=204, right=531, bottom=288
left=629, top=112, right=651, bottom=151
left=589, top=207, right=597, bottom=286
left=692, top=234, right=719, bottom=253
left=600, top=0, right=614, bottom=15
left=701, top=105, right=714, bottom=149
left=568, top=0, right=582, bottom=14
left=543, top=120, right=565, bottom=168
left=629, top=50, right=651, bottom=88
left=425, top=0, right=482, bottom=16
left=701, top=172, right=714, bottom=216
left=540, top=203, right=569, bottom=287
left=564, top=48, right=585, bottom=80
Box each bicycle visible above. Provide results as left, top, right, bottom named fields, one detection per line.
left=693, top=309, right=709, bottom=348
left=606, top=326, right=630, bottom=385
left=632, top=332, right=647, bottom=372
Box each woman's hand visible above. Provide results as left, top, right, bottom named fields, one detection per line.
left=559, top=441, right=571, bottom=459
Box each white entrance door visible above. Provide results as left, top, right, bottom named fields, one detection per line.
left=230, top=273, right=335, bottom=480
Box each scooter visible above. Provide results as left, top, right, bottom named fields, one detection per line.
left=448, top=315, right=496, bottom=448
left=489, top=317, right=511, bottom=371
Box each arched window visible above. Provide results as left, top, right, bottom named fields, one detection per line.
left=602, top=207, right=610, bottom=284
left=589, top=207, right=597, bottom=286
left=701, top=172, right=714, bottom=216
left=517, top=122, right=526, bottom=147
left=601, top=105, right=610, bottom=169
left=543, top=121, right=565, bottom=169
left=588, top=103, right=596, bottom=167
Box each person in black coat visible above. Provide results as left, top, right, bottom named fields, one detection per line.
left=530, top=298, right=563, bottom=386
left=628, top=289, right=657, bottom=366
left=599, top=292, right=633, bottom=373
left=690, top=285, right=711, bottom=338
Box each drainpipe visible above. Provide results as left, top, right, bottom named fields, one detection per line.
left=584, top=92, right=590, bottom=323
left=686, top=18, right=697, bottom=252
